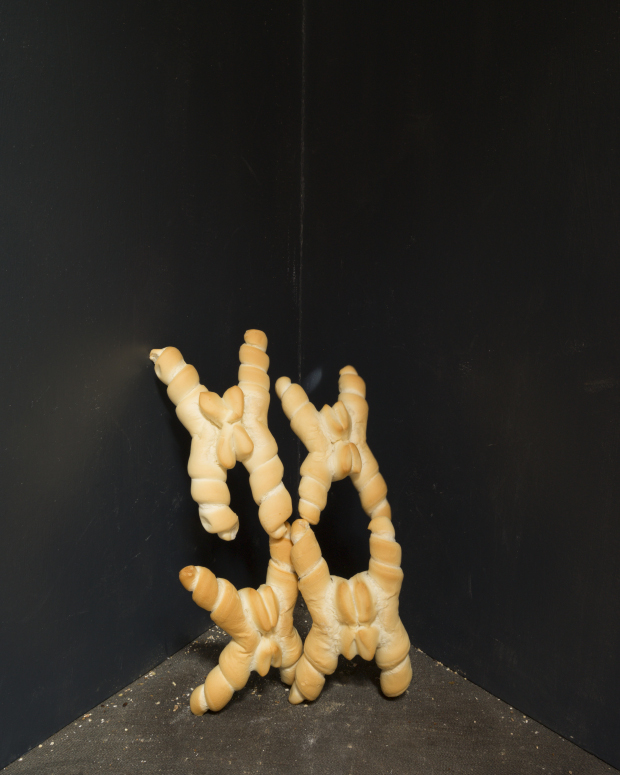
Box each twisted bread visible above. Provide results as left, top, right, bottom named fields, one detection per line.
left=149, top=346, right=240, bottom=540
left=275, top=377, right=361, bottom=524
left=288, top=517, right=412, bottom=704
left=150, top=330, right=291, bottom=539
left=277, top=365, right=411, bottom=703
left=238, top=331, right=292, bottom=539
left=337, top=366, right=391, bottom=521
left=180, top=522, right=302, bottom=713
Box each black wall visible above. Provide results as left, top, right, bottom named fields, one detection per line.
left=300, top=1, right=620, bottom=769
left=0, top=1, right=300, bottom=768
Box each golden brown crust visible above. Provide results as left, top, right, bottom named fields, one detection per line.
left=181, top=519, right=302, bottom=715
left=238, top=364, right=270, bottom=391
left=179, top=565, right=219, bottom=610
left=239, top=343, right=269, bottom=371
left=290, top=654, right=326, bottom=702
left=243, top=329, right=268, bottom=351
left=237, top=333, right=292, bottom=538
left=299, top=500, right=322, bottom=524
left=289, top=518, right=411, bottom=704
left=204, top=666, right=235, bottom=712
left=290, top=520, right=320, bottom=570
left=151, top=332, right=293, bottom=541
left=268, top=533, right=294, bottom=570
left=218, top=641, right=254, bottom=691
left=178, top=566, right=197, bottom=592
left=301, top=627, right=339, bottom=675
left=369, top=534, right=402, bottom=567
left=150, top=347, right=239, bottom=540
left=241, top=587, right=272, bottom=633
left=353, top=578, right=375, bottom=624
left=375, top=620, right=411, bottom=670
left=356, top=625, right=379, bottom=660
left=257, top=485, right=292, bottom=535
left=380, top=656, right=413, bottom=698
left=297, top=560, right=332, bottom=610
left=368, top=515, right=395, bottom=537
left=190, top=478, right=230, bottom=505
left=277, top=375, right=365, bottom=522
left=156, top=338, right=412, bottom=713
left=167, top=364, right=200, bottom=405
left=335, top=580, right=357, bottom=626
left=249, top=456, right=285, bottom=502
left=150, top=347, right=184, bottom=384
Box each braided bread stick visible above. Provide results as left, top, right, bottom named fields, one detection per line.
left=337, top=366, right=391, bottom=522
left=288, top=517, right=412, bottom=704
left=150, top=331, right=291, bottom=539
left=237, top=331, right=292, bottom=539
left=180, top=522, right=302, bottom=713
left=277, top=365, right=411, bottom=703
left=275, top=377, right=361, bottom=524
left=149, top=346, right=242, bottom=540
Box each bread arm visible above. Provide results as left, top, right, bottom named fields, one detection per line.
left=237, top=331, right=292, bottom=538
left=337, top=366, right=391, bottom=521
left=150, top=347, right=239, bottom=540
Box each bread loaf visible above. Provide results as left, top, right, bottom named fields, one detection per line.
left=150, top=330, right=292, bottom=539
left=180, top=522, right=302, bottom=713
left=288, top=517, right=412, bottom=703
left=278, top=365, right=412, bottom=703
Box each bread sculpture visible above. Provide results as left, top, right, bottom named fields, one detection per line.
left=151, top=334, right=411, bottom=714
left=276, top=366, right=412, bottom=704
left=150, top=331, right=301, bottom=712
left=179, top=522, right=302, bottom=713
left=150, top=330, right=292, bottom=540
left=275, top=375, right=362, bottom=524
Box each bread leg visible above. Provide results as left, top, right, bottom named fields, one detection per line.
left=288, top=517, right=411, bottom=703
left=180, top=523, right=302, bottom=714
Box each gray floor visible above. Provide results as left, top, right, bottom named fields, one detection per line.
left=4, top=602, right=618, bottom=775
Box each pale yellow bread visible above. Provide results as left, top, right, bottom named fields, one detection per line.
left=180, top=522, right=302, bottom=714
left=150, top=346, right=238, bottom=540
left=288, top=517, right=411, bottom=704
left=237, top=331, right=292, bottom=538
left=275, top=377, right=361, bottom=524
left=337, top=366, right=390, bottom=520
left=150, top=330, right=292, bottom=539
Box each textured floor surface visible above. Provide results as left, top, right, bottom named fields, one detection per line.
left=4, top=602, right=618, bottom=775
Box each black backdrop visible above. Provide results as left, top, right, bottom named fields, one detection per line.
left=2, top=0, right=620, bottom=770
left=300, top=1, right=620, bottom=768
left=0, top=1, right=301, bottom=767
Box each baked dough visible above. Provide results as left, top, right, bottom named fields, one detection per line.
left=152, top=340, right=410, bottom=711
left=288, top=517, right=412, bottom=703
left=151, top=330, right=301, bottom=713
left=236, top=331, right=292, bottom=538
left=180, top=522, right=302, bottom=713
left=275, top=376, right=361, bottom=524
left=337, top=366, right=391, bottom=522
left=150, top=330, right=291, bottom=539
left=276, top=366, right=412, bottom=703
